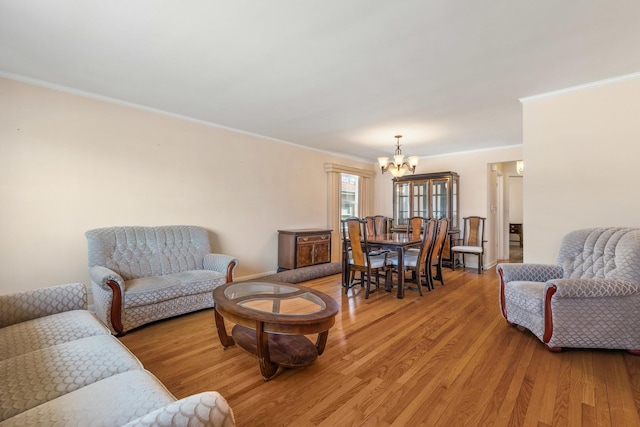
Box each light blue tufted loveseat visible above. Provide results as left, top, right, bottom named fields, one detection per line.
left=0, top=283, right=235, bottom=426
left=497, top=227, right=640, bottom=353
left=86, top=225, right=238, bottom=335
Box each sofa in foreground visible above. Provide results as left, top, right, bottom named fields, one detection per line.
left=86, top=225, right=238, bottom=334
left=0, top=283, right=235, bottom=426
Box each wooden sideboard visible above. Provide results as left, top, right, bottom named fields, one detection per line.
left=277, top=229, right=332, bottom=271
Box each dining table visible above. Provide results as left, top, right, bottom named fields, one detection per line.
left=343, top=232, right=423, bottom=299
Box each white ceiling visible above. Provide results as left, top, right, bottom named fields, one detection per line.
left=1, top=1, right=639, bottom=162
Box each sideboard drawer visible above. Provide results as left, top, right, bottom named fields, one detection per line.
left=297, top=234, right=330, bottom=244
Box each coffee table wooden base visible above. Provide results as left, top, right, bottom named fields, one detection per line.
left=232, top=325, right=318, bottom=380
left=213, top=282, right=338, bottom=381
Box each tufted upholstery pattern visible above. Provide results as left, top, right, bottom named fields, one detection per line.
left=0, top=335, right=142, bottom=421
left=558, top=228, right=640, bottom=281
left=86, top=225, right=238, bottom=334
left=497, top=228, right=640, bottom=351
left=87, top=226, right=212, bottom=281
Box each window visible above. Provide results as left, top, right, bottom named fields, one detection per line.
left=341, top=173, right=359, bottom=220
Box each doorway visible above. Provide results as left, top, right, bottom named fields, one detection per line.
left=492, top=161, right=524, bottom=263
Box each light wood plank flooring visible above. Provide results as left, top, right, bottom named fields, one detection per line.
left=120, top=267, right=640, bottom=426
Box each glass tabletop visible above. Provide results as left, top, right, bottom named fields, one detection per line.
left=223, top=282, right=327, bottom=316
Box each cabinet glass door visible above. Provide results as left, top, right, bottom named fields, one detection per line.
left=451, top=178, right=459, bottom=229
left=431, top=179, right=449, bottom=220
left=395, top=182, right=410, bottom=226
left=412, top=181, right=429, bottom=219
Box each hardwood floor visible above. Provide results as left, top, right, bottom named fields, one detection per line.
left=119, top=267, right=640, bottom=426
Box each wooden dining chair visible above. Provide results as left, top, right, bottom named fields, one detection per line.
left=373, top=215, right=389, bottom=235
left=389, top=218, right=437, bottom=295
left=365, top=215, right=393, bottom=256
left=450, top=216, right=486, bottom=273
left=406, top=216, right=427, bottom=255
left=407, top=216, right=425, bottom=240
left=430, top=217, right=450, bottom=288
left=341, top=217, right=391, bottom=298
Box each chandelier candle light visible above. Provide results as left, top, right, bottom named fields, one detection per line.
left=377, top=135, right=420, bottom=178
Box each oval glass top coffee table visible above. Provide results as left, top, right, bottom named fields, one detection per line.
left=213, top=281, right=339, bottom=381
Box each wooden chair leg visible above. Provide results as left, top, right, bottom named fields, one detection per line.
left=436, top=261, right=444, bottom=287
left=415, top=268, right=423, bottom=296
left=365, top=269, right=371, bottom=299
left=426, top=265, right=435, bottom=291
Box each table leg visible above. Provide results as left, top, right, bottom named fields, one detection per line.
left=396, top=247, right=405, bottom=299
left=315, top=330, right=329, bottom=355
left=214, top=309, right=234, bottom=348
left=256, top=321, right=279, bottom=381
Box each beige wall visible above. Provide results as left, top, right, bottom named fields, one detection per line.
left=373, top=145, right=523, bottom=270
left=522, top=74, right=640, bottom=263
left=0, top=77, right=372, bottom=294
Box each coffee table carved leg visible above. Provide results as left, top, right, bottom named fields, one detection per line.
left=214, top=309, right=234, bottom=348
left=256, top=321, right=278, bottom=381
left=315, top=330, right=330, bottom=355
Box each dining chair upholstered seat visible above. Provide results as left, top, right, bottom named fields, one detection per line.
left=497, top=227, right=640, bottom=353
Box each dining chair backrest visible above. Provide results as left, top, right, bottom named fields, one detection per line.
left=365, top=215, right=389, bottom=237
left=462, top=216, right=486, bottom=247
left=408, top=216, right=426, bottom=240
left=373, top=215, right=388, bottom=235
left=417, top=218, right=438, bottom=266
left=433, top=217, right=450, bottom=260
left=365, top=216, right=375, bottom=237
left=342, top=217, right=368, bottom=266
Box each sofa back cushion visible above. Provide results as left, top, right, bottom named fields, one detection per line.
left=557, top=228, right=640, bottom=283
left=86, top=226, right=212, bottom=280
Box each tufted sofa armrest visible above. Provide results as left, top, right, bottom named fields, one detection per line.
left=0, top=283, right=87, bottom=328
left=497, top=263, right=563, bottom=284
left=545, top=278, right=639, bottom=298
left=203, top=254, right=239, bottom=283
left=122, top=391, right=235, bottom=427
left=88, top=266, right=125, bottom=293
left=88, top=266, right=126, bottom=334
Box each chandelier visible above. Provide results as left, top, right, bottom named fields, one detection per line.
left=377, top=135, right=420, bottom=178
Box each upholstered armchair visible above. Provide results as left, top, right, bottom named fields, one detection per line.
left=497, top=228, right=640, bottom=353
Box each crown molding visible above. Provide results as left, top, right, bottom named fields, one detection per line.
left=520, top=72, right=640, bottom=103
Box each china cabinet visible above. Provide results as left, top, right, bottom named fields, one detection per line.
left=392, top=171, right=460, bottom=265
left=392, top=171, right=459, bottom=230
